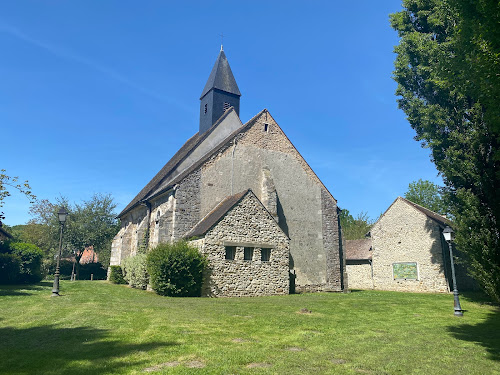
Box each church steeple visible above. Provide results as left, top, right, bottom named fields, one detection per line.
left=199, top=49, right=241, bottom=133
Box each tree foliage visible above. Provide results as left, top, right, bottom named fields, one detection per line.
left=62, top=193, right=120, bottom=269
left=15, top=194, right=120, bottom=273
left=0, top=169, right=37, bottom=221
left=404, top=179, right=447, bottom=214
left=339, top=209, right=374, bottom=240
left=0, top=241, right=43, bottom=284
left=391, top=0, right=500, bottom=301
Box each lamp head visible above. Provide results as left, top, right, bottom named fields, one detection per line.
left=443, top=226, right=454, bottom=242
left=58, top=207, right=68, bottom=225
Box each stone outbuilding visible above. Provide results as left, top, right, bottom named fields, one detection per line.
left=186, top=189, right=290, bottom=297
left=351, top=197, right=476, bottom=293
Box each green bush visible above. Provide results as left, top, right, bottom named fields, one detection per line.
left=79, top=262, right=107, bottom=280
left=123, top=253, right=148, bottom=289
left=7, top=242, right=44, bottom=283
left=45, top=259, right=74, bottom=280
left=0, top=253, right=21, bottom=284
left=146, top=241, right=207, bottom=297
left=109, top=265, right=126, bottom=284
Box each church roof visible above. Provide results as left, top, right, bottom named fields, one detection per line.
left=185, top=189, right=250, bottom=238
left=118, top=108, right=337, bottom=218
left=117, top=108, right=240, bottom=217
left=200, top=49, right=241, bottom=99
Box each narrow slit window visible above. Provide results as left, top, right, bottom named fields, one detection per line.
left=264, top=123, right=269, bottom=132
left=244, top=247, right=253, bottom=261
left=204, top=103, right=208, bottom=114
left=225, top=246, right=236, bottom=260
left=261, top=248, right=271, bottom=262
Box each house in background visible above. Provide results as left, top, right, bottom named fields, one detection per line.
left=346, top=197, right=476, bottom=293
left=80, top=246, right=98, bottom=264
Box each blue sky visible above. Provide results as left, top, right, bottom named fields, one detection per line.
left=1, top=1, right=442, bottom=226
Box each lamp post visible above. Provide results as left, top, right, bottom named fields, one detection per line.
left=51, top=207, right=68, bottom=297
left=443, top=226, right=463, bottom=316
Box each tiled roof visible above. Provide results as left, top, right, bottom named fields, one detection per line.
left=345, top=239, right=372, bottom=260
left=118, top=108, right=239, bottom=217
left=119, top=107, right=338, bottom=218
left=185, top=189, right=250, bottom=238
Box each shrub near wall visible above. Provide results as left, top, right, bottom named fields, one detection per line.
left=123, top=254, right=148, bottom=289
left=146, top=241, right=207, bottom=297
left=109, top=265, right=126, bottom=284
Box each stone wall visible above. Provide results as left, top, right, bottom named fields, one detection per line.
left=199, top=110, right=340, bottom=291
left=346, top=261, right=374, bottom=290
left=371, top=198, right=450, bottom=293
left=195, top=193, right=289, bottom=297
left=172, top=169, right=202, bottom=240
left=321, top=188, right=343, bottom=291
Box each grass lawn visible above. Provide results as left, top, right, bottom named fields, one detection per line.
left=0, top=281, right=498, bottom=375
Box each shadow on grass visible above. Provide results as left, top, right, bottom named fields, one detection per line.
left=448, top=307, right=500, bottom=362
left=0, top=281, right=54, bottom=296
left=0, top=324, right=178, bottom=374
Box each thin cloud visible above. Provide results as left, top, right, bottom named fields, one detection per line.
left=0, top=21, right=191, bottom=112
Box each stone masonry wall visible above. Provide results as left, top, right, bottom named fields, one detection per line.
left=199, top=110, right=339, bottom=290
left=346, top=262, right=374, bottom=290
left=320, top=188, right=343, bottom=292
left=196, top=193, right=289, bottom=297
left=371, top=198, right=449, bottom=293
left=172, top=169, right=202, bottom=240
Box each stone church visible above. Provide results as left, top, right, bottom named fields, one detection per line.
left=110, top=48, right=346, bottom=296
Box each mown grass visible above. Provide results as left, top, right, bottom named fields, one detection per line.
left=0, top=281, right=498, bottom=375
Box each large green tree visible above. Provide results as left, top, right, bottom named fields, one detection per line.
left=339, top=209, right=374, bottom=241
left=62, top=194, right=120, bottom=269
left=404, top=179, right=447, bottom=214
left=23, top=194, right=120, bottom=271
left=391, top=0, right=500, bottom=301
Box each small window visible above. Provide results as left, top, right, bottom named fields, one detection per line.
left=264, top=123, right=269, bottom=132
left=225, top=246, right=236, bottom=260
left=261, top=248, right=271, bottom=262
left=223, top=102, right=231, bottom=112
left=393, top=262, right=418, bottom=280
left=244, top=247, right=253, bottom=261
left=204, top=103, right=208, bottom=114
left=155, top=210, right=161, bottom=224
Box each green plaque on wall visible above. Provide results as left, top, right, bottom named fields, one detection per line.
left=393, top=262, right=418, bottom=280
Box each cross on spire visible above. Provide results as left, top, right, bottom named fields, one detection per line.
left=219, top=32, right=224, bottom=51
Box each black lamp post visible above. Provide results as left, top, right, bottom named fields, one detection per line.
left=443, top=226, right=463, bottom=316
left=51, top=207, right=68, bottom=297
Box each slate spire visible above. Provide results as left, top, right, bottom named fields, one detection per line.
left=199, top=49, right=241, bottom=134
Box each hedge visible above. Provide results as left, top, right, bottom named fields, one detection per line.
left=146, top=241, right=207, bottom=297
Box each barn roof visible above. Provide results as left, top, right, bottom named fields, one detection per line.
left=345, top=239, right=372, bottom=260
